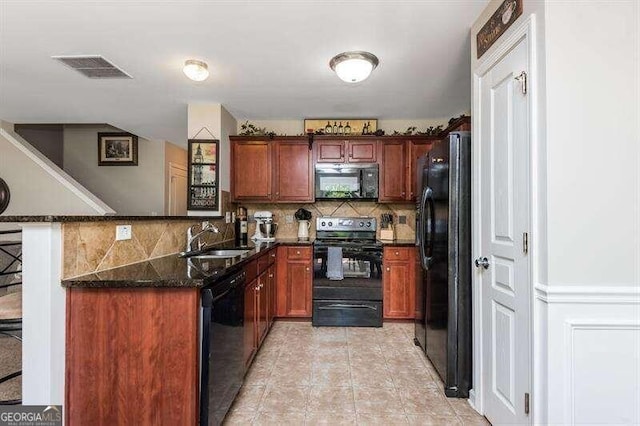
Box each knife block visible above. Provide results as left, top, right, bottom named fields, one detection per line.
left=380, top=227, right=395, bottom=241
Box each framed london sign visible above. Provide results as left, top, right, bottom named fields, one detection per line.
left=187, top=139, right=219, bottom=211
left=476, top=0, right=523, bottom=58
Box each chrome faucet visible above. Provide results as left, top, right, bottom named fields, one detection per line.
left=186, top=222, right=220, bottom=253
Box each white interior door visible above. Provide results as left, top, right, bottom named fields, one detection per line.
left=478, top=35, right=531, bottom=425
left=169, top=163, right=188, bottom=216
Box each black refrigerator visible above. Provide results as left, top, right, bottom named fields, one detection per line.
left=414, top=131, right=472, bottom=398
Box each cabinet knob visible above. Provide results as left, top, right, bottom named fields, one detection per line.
left=269, top=273, right=274, bottom=278
left=271, top=253, right=276, bottom=258
left=386, top=267, right=390, bottom=272
left=395, top=251, right=399, bottom=256
left=402, top=192, right=405, bottom=196
left=296, top=250, right=301, bottom=255
left=306, top=267, right=310, bottom=271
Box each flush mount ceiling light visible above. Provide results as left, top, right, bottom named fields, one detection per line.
left=183, top=59, right=209, bottom=82
left=329, top=51, right=379, bottom=83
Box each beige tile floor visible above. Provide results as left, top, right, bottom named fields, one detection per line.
left=225, top=322, right=490, bottom=426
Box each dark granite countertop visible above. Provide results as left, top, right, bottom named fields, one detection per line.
left=0, top=215, right=223, bottom=223
left=62, top=241, right=277, bottom=289
left=61, top=239, right=313, bottom=289
left=378, top=239, right=416, bottom=246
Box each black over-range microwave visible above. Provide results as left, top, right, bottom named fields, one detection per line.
left=314, top=163, right=379, bottom=200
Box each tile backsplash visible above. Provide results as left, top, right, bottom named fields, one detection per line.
left=242, top=201, right=416, bottom=240
left=62, top=191, right=235, bottom=279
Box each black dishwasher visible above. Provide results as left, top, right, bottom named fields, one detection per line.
left=200, top=269, right=246, bottom=426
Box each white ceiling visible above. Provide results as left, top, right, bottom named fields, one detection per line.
left=0, top=1, right=487, bottom=144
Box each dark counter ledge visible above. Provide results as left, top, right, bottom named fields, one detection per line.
left=60, top=239, right=314, bottom=289
left=0, top=215, right=224, bottom=223
left=378, top=239, right=416, bottom=246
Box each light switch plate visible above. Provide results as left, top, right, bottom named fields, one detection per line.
left=116, top=225, right=132, bottom=241
left=225, top=212, right=231, bottom=223
left=285, top=215, right=294, bottom=224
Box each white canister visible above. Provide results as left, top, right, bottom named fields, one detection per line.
left=297, top=220, right=311, bottom=240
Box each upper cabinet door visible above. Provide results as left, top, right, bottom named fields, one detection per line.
left=408, top=141, right=434, bottom=201
left=315, top=140, right=345, bottom=163
left=348, top=141, right=377, bottom=163
left=231, top=141, right=272, bottom=201
left=379, top=140, right=407, bottom=202
left=274, top=141, right=314, bottom=202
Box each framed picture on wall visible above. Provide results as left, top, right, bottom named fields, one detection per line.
left=98, top=132, right=138, bottom=166
left=187, top=139, right=219, bottom=211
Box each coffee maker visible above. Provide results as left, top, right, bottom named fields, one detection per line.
left=252, top=211, right=278, bottom=242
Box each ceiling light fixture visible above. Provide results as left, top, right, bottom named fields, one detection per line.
left=183, top=59, right=209, bottom=82
left=329, top=51, right=379, bottom=83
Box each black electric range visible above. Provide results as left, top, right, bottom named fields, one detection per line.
left=312, top=217, right=383, bottom=327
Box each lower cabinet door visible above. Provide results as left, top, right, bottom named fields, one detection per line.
left=257, top=273, right=269, bottom=344
left=243, top=279, right=257, bottom=368
left=284, top=261, right=312, bottom=317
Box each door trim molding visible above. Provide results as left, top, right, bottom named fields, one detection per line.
left=471, top=14, right=538, bottom=421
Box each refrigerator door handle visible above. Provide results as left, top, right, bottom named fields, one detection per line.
left=420, top=186, right=434, bottom=270
left=426, top=188, right=435, bottom=259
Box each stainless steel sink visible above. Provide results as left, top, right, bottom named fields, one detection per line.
left=200, top=249, right=251, bottom=258
left=180, top=249, right=251, bottom=259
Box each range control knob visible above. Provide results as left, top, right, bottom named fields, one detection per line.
left=321, top=221, right=326, bottom=227
left=366, top=222, right=372, bottom=227
left=359, top=221, right=365, bottom=227
left=328, top=221, right=333, bottom=227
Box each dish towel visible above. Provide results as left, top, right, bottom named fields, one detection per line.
left=326, top=247, right=344, bottom=280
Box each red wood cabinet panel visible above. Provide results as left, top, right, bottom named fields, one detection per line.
left=231, top=141, right=272, bottom=201
left=244, top=279, right=258, bottom=368
left=408, top=141, right=433, bottom=201
left=276, top=246, right=312, bottom=318
left=383, top=247, right=416, bottom=319
left=348, top=140, right=377, bottom=162
left=315, top=140, right=345, bottom=163
left=65, top=288, right=199, bottom=426
left=274, top=141, right=314, bottom=202
left=379, top=140, right=408, bottom=202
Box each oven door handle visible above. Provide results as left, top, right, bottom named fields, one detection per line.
left=318, top=303, right=379, bottom=311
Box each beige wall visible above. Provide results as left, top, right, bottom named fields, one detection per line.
left=0, top=127, right=112, bottom=216
left=63, top=124, right=165, bottom=216
left=163, top=141, right=188, bottom=214
left=237, top=118, right=457, bottom=136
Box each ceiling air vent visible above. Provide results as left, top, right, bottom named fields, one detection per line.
left=52, top=55, right=132, bottom=79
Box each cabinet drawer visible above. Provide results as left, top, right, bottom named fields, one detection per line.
left=383, top=247, right=412, bottom=261
left=287, top=246, right=311, bottom=260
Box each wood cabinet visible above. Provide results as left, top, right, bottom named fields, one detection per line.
left=383, top=246, right=417, bottom=319
left=379, top=140, right=408, bottom=202
left=243, top=275, right=258, bottom=368
left=66, top=288, right=199, bottom=425
left=276, top=245, right=313, bottom=318
left=231, top=140, right=272, bottom=201
left=273, top=140, right=313, bottom=201
left=315, top=140, right=377, bottom=163
left=243, top=247, right=278, bottom=368
left=408, top=140, right=434, bottom=201
left=231, top=137, right=313, bottom=203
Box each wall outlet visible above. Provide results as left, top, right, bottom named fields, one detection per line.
left=116, top=225, right=132, bottom=241
left=225, top=212, right=231, bottom=223
left=285, top=215, right=294, bottom=224
left=398, top=215, right=407, bottom=225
